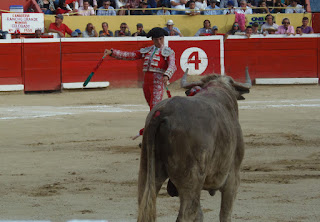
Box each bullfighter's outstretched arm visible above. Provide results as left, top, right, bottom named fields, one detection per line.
left=104, top=48, right=142, bottom=60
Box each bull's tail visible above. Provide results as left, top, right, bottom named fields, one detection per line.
left=137, top=112, right=163, bottom=222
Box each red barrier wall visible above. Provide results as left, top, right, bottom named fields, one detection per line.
left=61, top=39, right=150, bottom=87
left=0, top=35, right=319, bottom=92
left=312, top=13, right=320, bottom=34
left=224, top=36, right=319, bottom=82
left=23, top=39, right=61, bottom=91
left=0, top=41, right=22, bottom=85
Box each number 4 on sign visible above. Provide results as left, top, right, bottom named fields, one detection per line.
left=187, top=51, right=201, bottom=70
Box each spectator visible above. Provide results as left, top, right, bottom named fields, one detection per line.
left=276, top=18, right=294, bottom=35
left=227, top=22, right=242, bottom=35
left=79, top=0, right=98, bottom=10
left=254, top=0, right=270, bottom=14
left=157, top=3, right=171, bottom=15
left=75, top=29, right=82, bottom=37
left=34, top=29, right=42, bottom=38
left=115, top=23, right=131, bottom=36
left=97, top=0, right=116, bottom=15
left=78, top=0, right=95, bottom=15
left=195, top=0, right=207, bottom=14
left=194, top=19, right=213, bottom=36
left=223, top=1, right=236, bottom=14
left=37, top=0, right=55, bottom=14
left=220, top=0, right=238, bottom=8
left=261, top=14, right=279, bottom=33
left=55, top=0, right=73, bottom=14
left=132, top=23, right=147, bottom=36
left=99, top=22, right=114, bottom=36
left=265, top=0, right=275, bottom=7
left=158, top=0, right=171, bottom=8
left=69, top=0, right=80, bottom=12
left=134, top=2, right=153, bottom=15
left=147, top=0, right=157, bottom=13
left=82, top=23, right=98, bottom=37
left=295, top=26, right=303, bottom=35
left=163, top=20, right=183, bottom=36
left=0, top=30, right=8, bottom=39
left=247, top=0, right=259, bottom=7
left=245, top=25, right=253, bottom=38
left=71, top=31, right=80, bottom=37
left=211, top=26, right=220, bottom=35
left=127, top=0, right=140, bottom=9
left=48, top=14, right=73, bottom=37
left=300, top=17, right=314, bottom=34
left=115, top=0, right=128, bottom=15
left=185, top=1, right=201, bottom=15
left=170, top=0, right=187, bottom=15
left=285, top=0, right=305, bottom=13
left=13, top=30, right=22, bottom=39
left=204, top=0, right=221, bottom=15
left=265, top=26, right=277, bottom=34
left=271, top=0, right=285, bottom=13
left=252, top=22, right=261, bottom=34
left=236, top=0, right=253, bottom=14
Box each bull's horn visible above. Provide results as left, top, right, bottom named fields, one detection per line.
left=244, top=66, right=252, bottom=88
left=233, top=67, right=252, bottom=89
left=180, top=68, right=189, bottom=88
left=180, top=69, right=204, bottom=89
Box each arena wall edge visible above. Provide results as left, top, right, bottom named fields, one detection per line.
left=0, top=35, right=319, bottom=92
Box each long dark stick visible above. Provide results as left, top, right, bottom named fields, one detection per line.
left=83, top=55, right=106, bottom=87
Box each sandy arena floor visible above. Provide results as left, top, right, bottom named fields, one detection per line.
left=0, top=84, right=319, bottom=222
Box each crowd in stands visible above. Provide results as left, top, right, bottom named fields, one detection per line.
left=0, top=0, right=314, bottom=39
left=37, top=0, right=307, bottom=16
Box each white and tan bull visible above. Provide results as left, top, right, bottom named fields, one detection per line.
left=137, top=71, right=251, bottom=222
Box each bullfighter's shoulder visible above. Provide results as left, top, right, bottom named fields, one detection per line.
left=161, top=46, right=174, bottom=57
left=140, top=45, right=154, bottom=54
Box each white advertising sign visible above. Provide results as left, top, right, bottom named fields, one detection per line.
left=1, top=13, right=44, bottom=34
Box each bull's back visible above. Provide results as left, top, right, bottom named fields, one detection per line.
left=150, top=96, right=241, bottom=186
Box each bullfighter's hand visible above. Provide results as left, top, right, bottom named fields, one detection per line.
left=163, top=76, right=169, bottom=86
left=104, top=49, right=112, bottom=57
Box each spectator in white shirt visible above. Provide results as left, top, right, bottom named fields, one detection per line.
left=78, top=0, right=95, bottom=15
left=185, top=1, right=201, bottom=15
left=223, top=0, right=236, bottom=14
left=285, top=0, right=305, bottom=13
left=170, top=0, right=187, bottom=15
left=204, top=0, right=222, bottom=15
left=79, top=0, right=98, bottom=10
left=236, top=0, right=253, bottom=14
left=195, top=0, right=207, bottom=14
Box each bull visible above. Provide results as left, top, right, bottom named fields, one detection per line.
left=137, top=69, right=251, bottom=222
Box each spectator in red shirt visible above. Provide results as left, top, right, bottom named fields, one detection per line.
left=48, top=14, right=73, bottom=37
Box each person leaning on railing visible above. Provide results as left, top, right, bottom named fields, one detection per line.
left=96, top=0, right=116, bottom=15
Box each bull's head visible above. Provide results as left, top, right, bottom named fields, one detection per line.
left=180, top=67, right=252, bottom=100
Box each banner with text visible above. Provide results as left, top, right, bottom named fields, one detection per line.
left=1, top=13, right=44, bottom=34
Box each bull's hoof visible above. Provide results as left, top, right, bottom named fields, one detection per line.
left=167, top=179, right=179, bottom=197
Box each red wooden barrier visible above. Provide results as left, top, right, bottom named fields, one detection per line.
left=0, top=40, right=22, bottom=85
left=61, top=38, right=151, bottom=87
left=224, top=35, right=319, bottom=82
left=23, top=39, right=61, bottom=91
left=0, top=35, right=319, bottom=92
left=312, top=13, right=320, bottom=33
